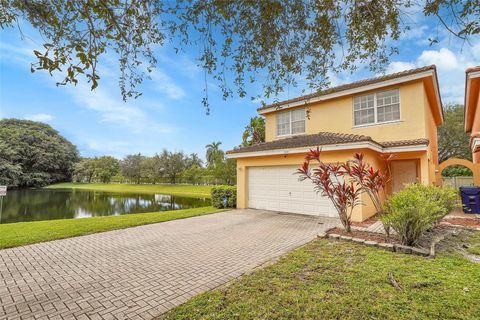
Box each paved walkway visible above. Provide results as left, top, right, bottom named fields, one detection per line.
left=0, top=209, right=339, bottom=320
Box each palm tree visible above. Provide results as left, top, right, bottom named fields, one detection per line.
left=205, top=141, right=224, bottom=167
left=188, top=153, right=203, bottom=168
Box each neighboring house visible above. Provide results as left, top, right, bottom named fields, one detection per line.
left=465, top=66, right=480, bottom=163
left=227, top=65, right=444, bottom=222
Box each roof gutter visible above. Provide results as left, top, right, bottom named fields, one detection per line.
left=226, top=141, right=428, bottom=159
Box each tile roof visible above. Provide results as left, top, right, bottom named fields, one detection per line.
left=258, top=65, right=437, bottom=111
left=226, top=132, right=429, bottom=155
left=380, top=139, right=430, bottom=148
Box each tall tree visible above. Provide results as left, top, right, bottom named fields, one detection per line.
left=94, top=156, right=120, bottom=183
left=438, top=104, right=471, bottom=163
left=2, top=1, right=478, bottom=109
left=242, top=116, right=265, bottom=147
left=210, top=158, right=237, bottom=185
left=205, top=142, right=224, bottom=167
left=0, top=119, right=79, bottom=187
left=72, top=158, right=96, bottom=183
left=186, top=153, right=203, bottom=168
left=120, top=153, right=145, bottom=184
left=160, top=150, right=187, bottom=184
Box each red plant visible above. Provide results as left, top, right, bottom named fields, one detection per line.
left=344, top=153, right=390, bottom=215
left=297, top=148, right=389, bottom=233
left=297, top=147, right=361, bottom=232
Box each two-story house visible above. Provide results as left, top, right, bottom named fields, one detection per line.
left=465, top=66, right=480, bottom=163
left=227, top=65, right=443, bottom=222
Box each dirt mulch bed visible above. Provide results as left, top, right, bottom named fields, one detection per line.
left=326, top=227, right=401, bottom=245
left=441, top=218, right=480, bottom=229
left=351, top=216, right=378, bottom=228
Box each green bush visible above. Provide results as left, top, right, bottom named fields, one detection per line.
left=211, top=186, right=237, bottom=209
left=381, top=184, right=457, bottom=246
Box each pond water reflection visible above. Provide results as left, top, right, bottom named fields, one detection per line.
left=0, top=188, right=210, bottom=224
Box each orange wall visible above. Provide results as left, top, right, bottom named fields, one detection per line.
left=473, top=97, right=480, bottom=164
left=424, top=86, right=440, bottom=184
left=466, top=75, right=480, bottom=163
left=471, top=96, right=480, bottom=133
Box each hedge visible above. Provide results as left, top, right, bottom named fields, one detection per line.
left=211, top=186, right=237, bottom=209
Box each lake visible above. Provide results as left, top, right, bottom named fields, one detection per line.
left=0, top=188, right=210, bottom=224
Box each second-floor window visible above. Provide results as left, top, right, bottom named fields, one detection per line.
left=354, top=89, right=400, bottom=126
left=277, top=109, right=305, bottom=136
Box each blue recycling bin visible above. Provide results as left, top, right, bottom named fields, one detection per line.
left=459, top=187, right=480, bottom=214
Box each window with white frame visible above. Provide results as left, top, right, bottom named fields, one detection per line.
left=276, top=109, right=305, bottom=136
left=353, top=89, right=400, bottom=126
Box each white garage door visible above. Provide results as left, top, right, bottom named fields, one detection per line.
left=248, top=166, right=337, bottom=217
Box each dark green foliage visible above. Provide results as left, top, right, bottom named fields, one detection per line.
left=120, top=153, right=145, bottom=184
left=381, top=184, right=457, bottom=246
left=3, top=1, right=478, bottom=109
left=438, top=104, right=472, bottom=163
left=211, top=186, right=237, bottom=209
left=442, top=165, right=473, bottom=177
left=0, top=119, right=79, bottom=187
left=242, top=116, right=265, bottom=147
left=73, top=156, right=120, bottom=183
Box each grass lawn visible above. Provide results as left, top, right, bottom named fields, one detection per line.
left=0, top=206, right=223, bottom=249
left=164, top=236, right=480, bottom=320
left=47, top=182, right=213, bottom=198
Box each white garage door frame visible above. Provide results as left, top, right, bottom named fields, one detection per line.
left=247, top=165, right=338, bottom=217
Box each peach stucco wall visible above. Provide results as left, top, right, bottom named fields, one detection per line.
left=472, top=97, right=480, bottom=164
left=265, top=81, right=432, bottom=144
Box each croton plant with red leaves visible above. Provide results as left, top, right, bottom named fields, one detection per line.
left=297, top=147, right=390, bottom=232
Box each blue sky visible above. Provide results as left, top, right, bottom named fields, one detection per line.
left=0, top=13, right=479, bottom=160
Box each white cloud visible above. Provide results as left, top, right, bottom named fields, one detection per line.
left=150, top=69, right=186, bottom=100
left=417, top=48, right=460, bottom=71
left=0, top=42, right=36, bottom=66
left=0, top=35, right=178, bottom=135
left=24, top=113, right=54, bottom=122
left=385, top=39, right=480, bottom=104
left=386, top=61, right=416, bottom=74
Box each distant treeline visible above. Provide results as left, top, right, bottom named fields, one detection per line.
left=74, top=143, right=236, bottom=185
left=0, top=119, right=235, bottom=188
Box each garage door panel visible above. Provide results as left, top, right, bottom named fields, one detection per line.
left=248, top=166, right=336, bottom=217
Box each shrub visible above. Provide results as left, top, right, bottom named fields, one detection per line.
left=381, top=184, right=457, bottom=246
left=297, top=148, right=386, bottom=233
left=211, top=186, right=237, bottom=209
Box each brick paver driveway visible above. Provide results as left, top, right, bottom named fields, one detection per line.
left=0, top=209, right=339, bottom=320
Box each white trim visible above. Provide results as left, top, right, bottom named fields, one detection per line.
left=276, top=108, right=306, bottom=137
left=258, top=70, right=435, bottom=115
left=383, top=144, right=428, bottom=153
left=352, top=88, right=401, bottom=127
left=227, top=141, right=428, bottom=159
left=352, top=120, right=403, bottom=129
left=468, top=71, right=480, bottom=79
left=472, top=137, right=480, bottom=152
left=431, top=70, right=443, bottom=122
left=465, top=71, right=480, bottom=132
